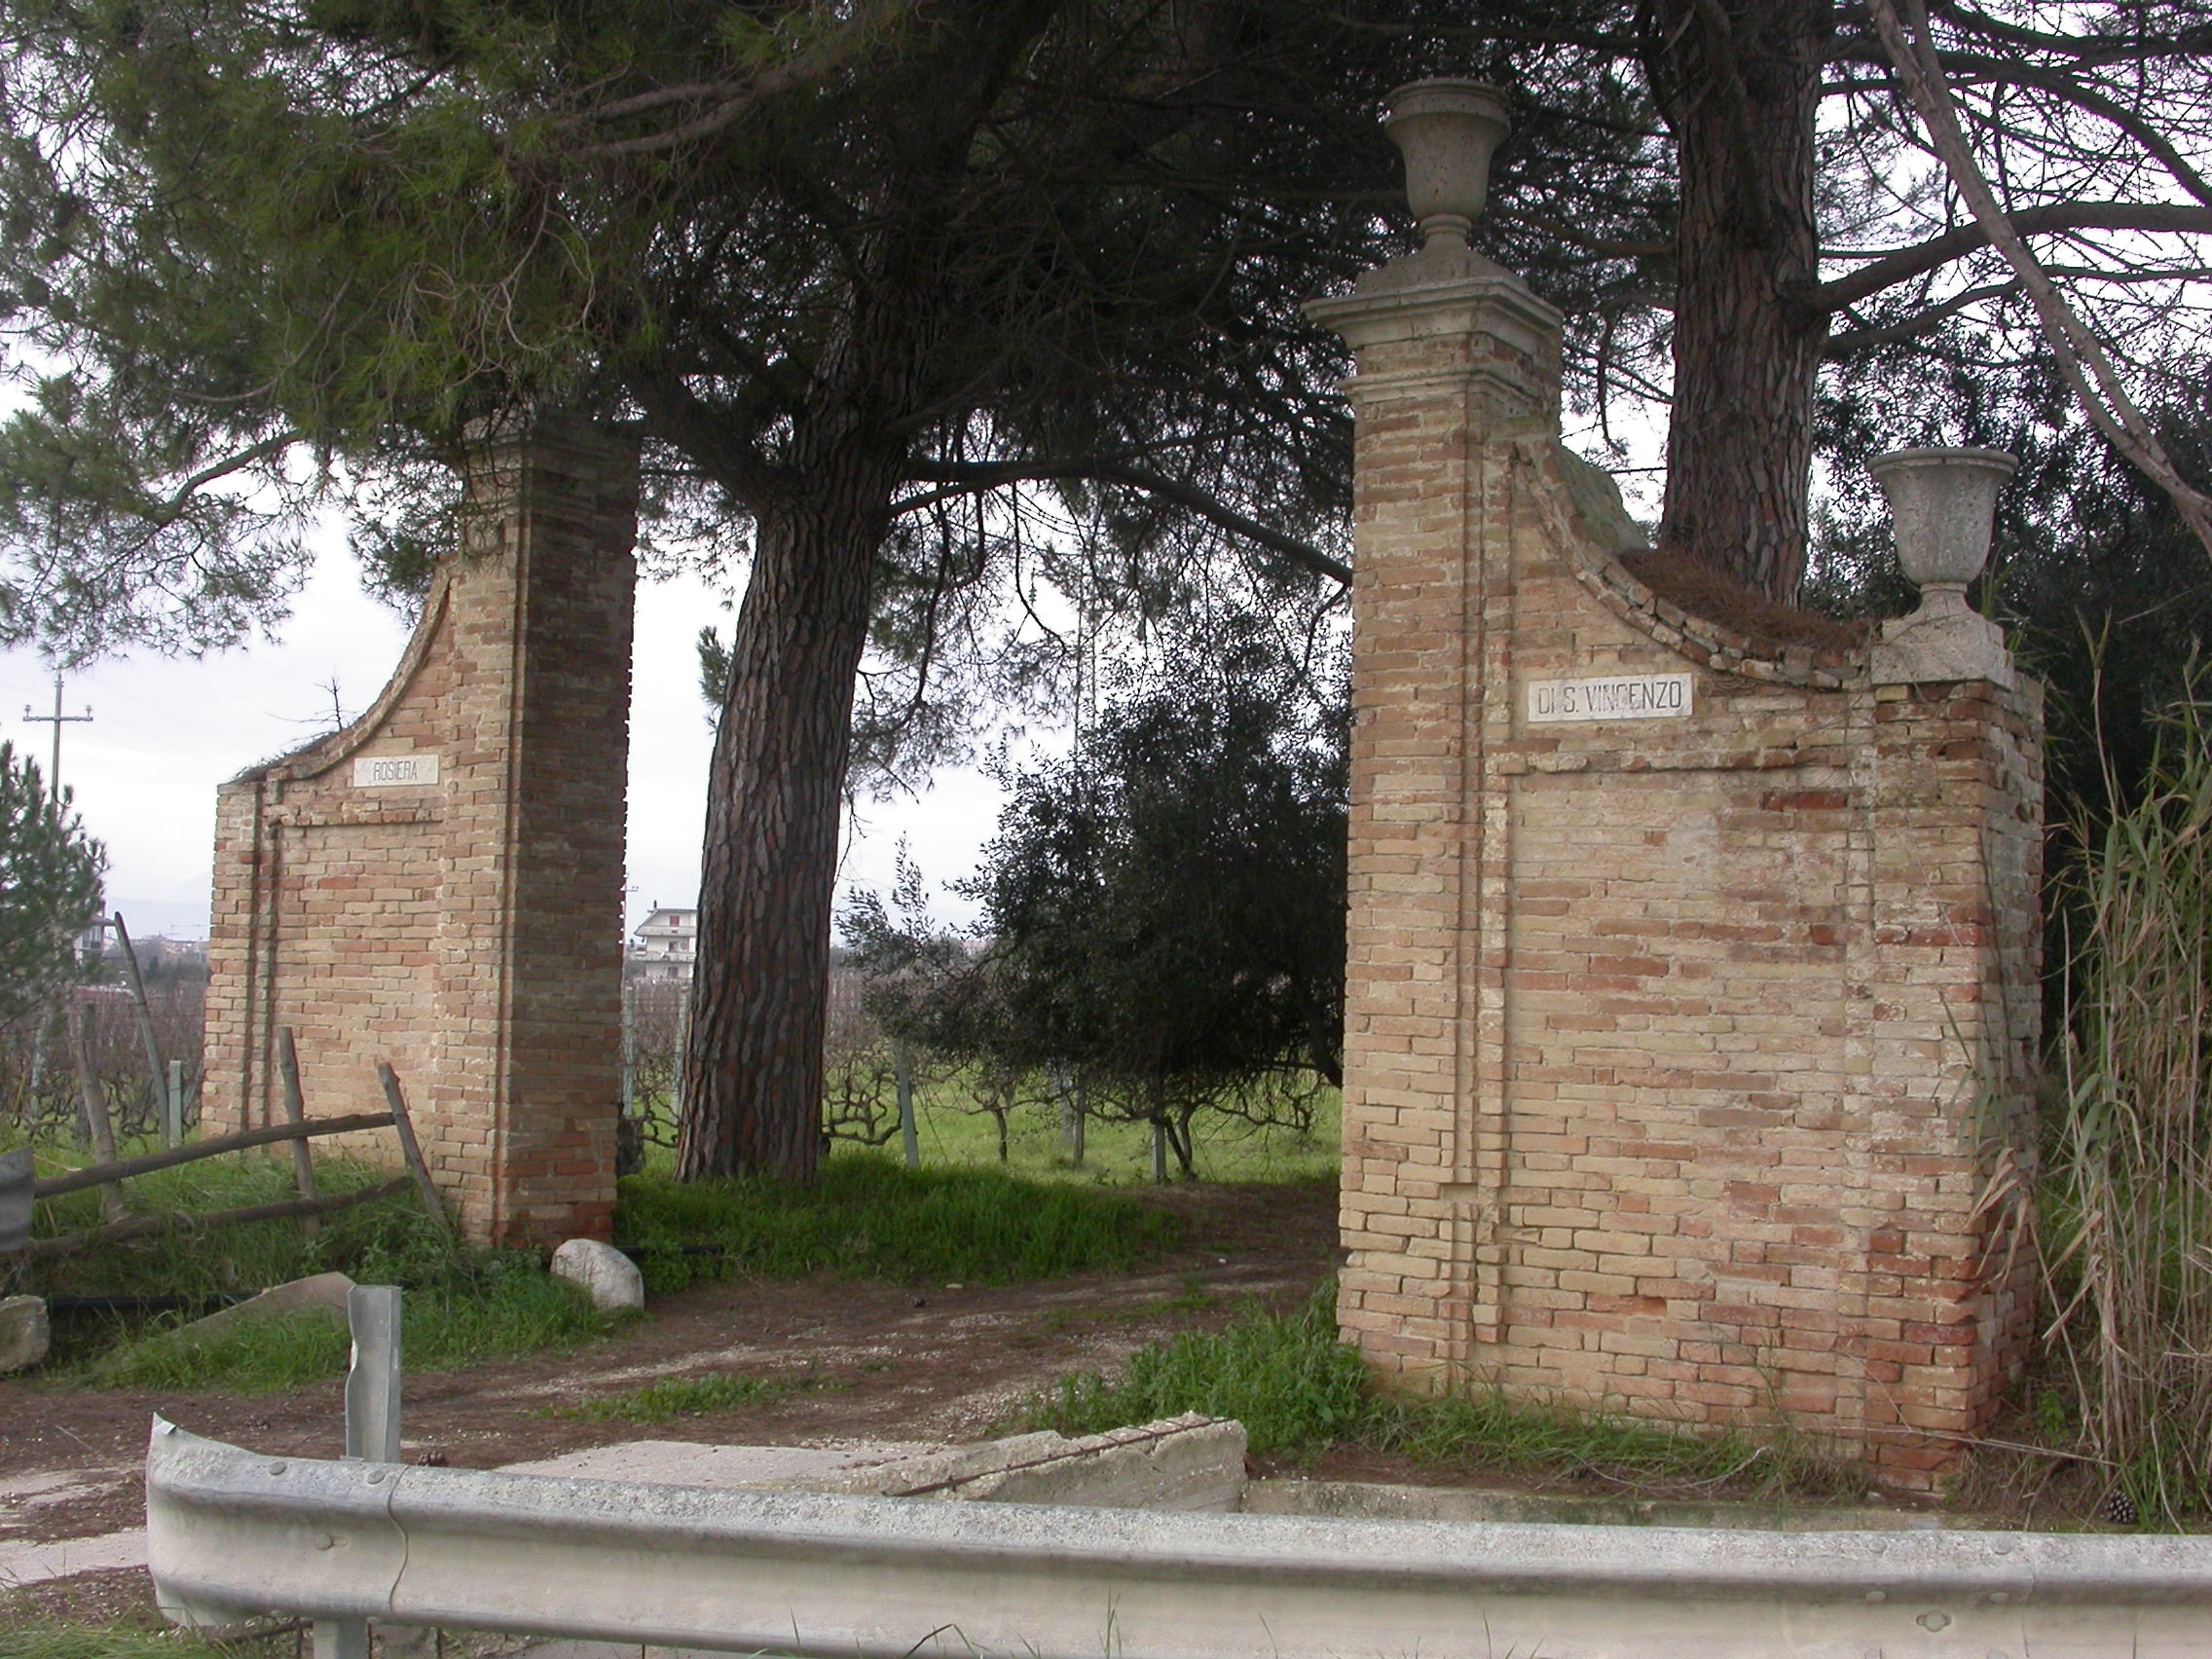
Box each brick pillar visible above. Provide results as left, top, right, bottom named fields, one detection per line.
left=436, top=416, right=638, bottom=1246
left=204, top=414, right=637, bottom=1248
left=1309, top=225, right=2042, bottom=1490
left=1855, top=676, right=2044, bottom=1482
left=1309, top=243, right=1565, bottom=1384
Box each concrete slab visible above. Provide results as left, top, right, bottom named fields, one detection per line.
left=0, top=1465, right=134, bottom=1515
left=498, top=1441, right=937, bottom=1489
left=500, top=1416, right=1248, bottom=1513
left=165, top=1272, right=355, bottom=1343
left=0, top=1527, right=145, bottom=1587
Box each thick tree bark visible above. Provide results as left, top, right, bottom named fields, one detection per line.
left=675, top=443, right=905, bottom=1183
left=1649, top=0, right=1833, bottom=605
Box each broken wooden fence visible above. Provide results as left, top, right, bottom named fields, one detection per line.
left=0, top=1034, right=448, bottom=1260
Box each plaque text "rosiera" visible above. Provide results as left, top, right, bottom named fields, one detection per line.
left=1525, top=673, right=1693, bottom=724
left=352, top=755, right=440, bottom=788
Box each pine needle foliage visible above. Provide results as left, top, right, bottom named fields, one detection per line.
left=0, top=740, right=103, bottom=1026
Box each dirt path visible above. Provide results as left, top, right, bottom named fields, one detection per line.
left=1, top=1179, right=1339, bottom=1626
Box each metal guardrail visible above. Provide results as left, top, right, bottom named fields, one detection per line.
left=148, top=1418, right=2212, bottom=1659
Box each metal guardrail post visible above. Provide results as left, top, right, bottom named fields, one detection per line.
left=345, top=1285, right=402, bottom=1462
left=319, top=1285, right=400, bottom=1659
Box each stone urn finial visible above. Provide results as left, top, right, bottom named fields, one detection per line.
left=1384, top=79, right=1511, bottom=249
left=1868, top=446, right=2017, bottom=621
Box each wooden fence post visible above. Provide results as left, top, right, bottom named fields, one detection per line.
left=109, top=913, right=169, bottom=1135
left=67, top=1001, right=126, bottom=1223
left=375, top=1063, right=452, bottom=1239
left=275, top=1027, right=321, bottom=1235
left=896, top=1040, right=919, bottom=1170
left=165, top=1059, right=184, bottom=1150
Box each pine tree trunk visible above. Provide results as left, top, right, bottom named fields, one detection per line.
left=1649, top=0, right=1832, bottom=605
left=676, top=453, right=902, bottom=1183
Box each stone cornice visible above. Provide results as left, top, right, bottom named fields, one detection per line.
left=1516, top=437, right=1870, bottom=693
left=1306, top=251, right=1562, bottom=355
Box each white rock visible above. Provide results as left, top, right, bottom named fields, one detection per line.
left=0, top=1294, right=50, bottom=1373
left=550, top=1237, right=645, bottom=1312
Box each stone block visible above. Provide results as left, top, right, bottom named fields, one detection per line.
left=0, top=1294, right=49, bottom=1372
left=170, top=1272, right=356, bottom=1343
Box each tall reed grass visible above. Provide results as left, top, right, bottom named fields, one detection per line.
left=2047, top=689, right=2212, bottom=1523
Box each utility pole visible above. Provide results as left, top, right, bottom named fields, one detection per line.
left=21, top=672, right=92, bottom=798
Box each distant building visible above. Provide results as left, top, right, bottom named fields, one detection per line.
left=627, top=904, right=698, bottom=982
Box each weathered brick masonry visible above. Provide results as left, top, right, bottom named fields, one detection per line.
left=203, top=416, right=638, bottom=1248
left=1311, top=242, right=2042, bottom=1488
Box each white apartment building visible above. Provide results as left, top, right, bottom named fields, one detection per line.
left=627, top=904, right=698, bottom=982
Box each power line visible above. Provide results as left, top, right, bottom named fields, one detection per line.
left=21, top=672, right=93, bottom=797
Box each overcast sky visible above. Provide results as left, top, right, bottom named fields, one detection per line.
left=0, top=530, right=1013, bottom=942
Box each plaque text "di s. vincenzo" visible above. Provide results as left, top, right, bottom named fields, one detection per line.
left=352, top=755, right=440, bottom=788
left=1526, top=672, right=1693, bottom=724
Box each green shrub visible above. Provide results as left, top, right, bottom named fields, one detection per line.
left=615, top=1153, right=1177, bottom=1292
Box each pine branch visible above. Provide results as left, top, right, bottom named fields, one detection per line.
left=898, top=459, right=1350, bottom=587
left=1810, top=203, right=2212, bottom=313
left=1864, top=0, right=2212, bottom=565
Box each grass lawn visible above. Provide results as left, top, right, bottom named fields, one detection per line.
left=903, top=1075, right=1340, bottom=1186
left=627, top=1073, right=1340, bottom=1188
left=615, top=1154, right=1181, bottom=1293
left=7, top=1068, right=1325, bottom=1392
left=1, top=1624, right=300, bottom=1659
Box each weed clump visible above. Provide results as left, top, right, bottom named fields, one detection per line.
left=1035, top=1291, right=1370, bottom=1455
left=1026, top=1284, right=1858, bottom=1500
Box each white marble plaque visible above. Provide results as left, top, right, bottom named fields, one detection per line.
left=1526, top=673, right=1692, bottom=724
left=352, top=754, right=440, bottom=788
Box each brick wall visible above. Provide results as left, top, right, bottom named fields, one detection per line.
left=1311, top=247, right=2041, bottom=1489
left=203, top=415, right=638, bottom=1247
